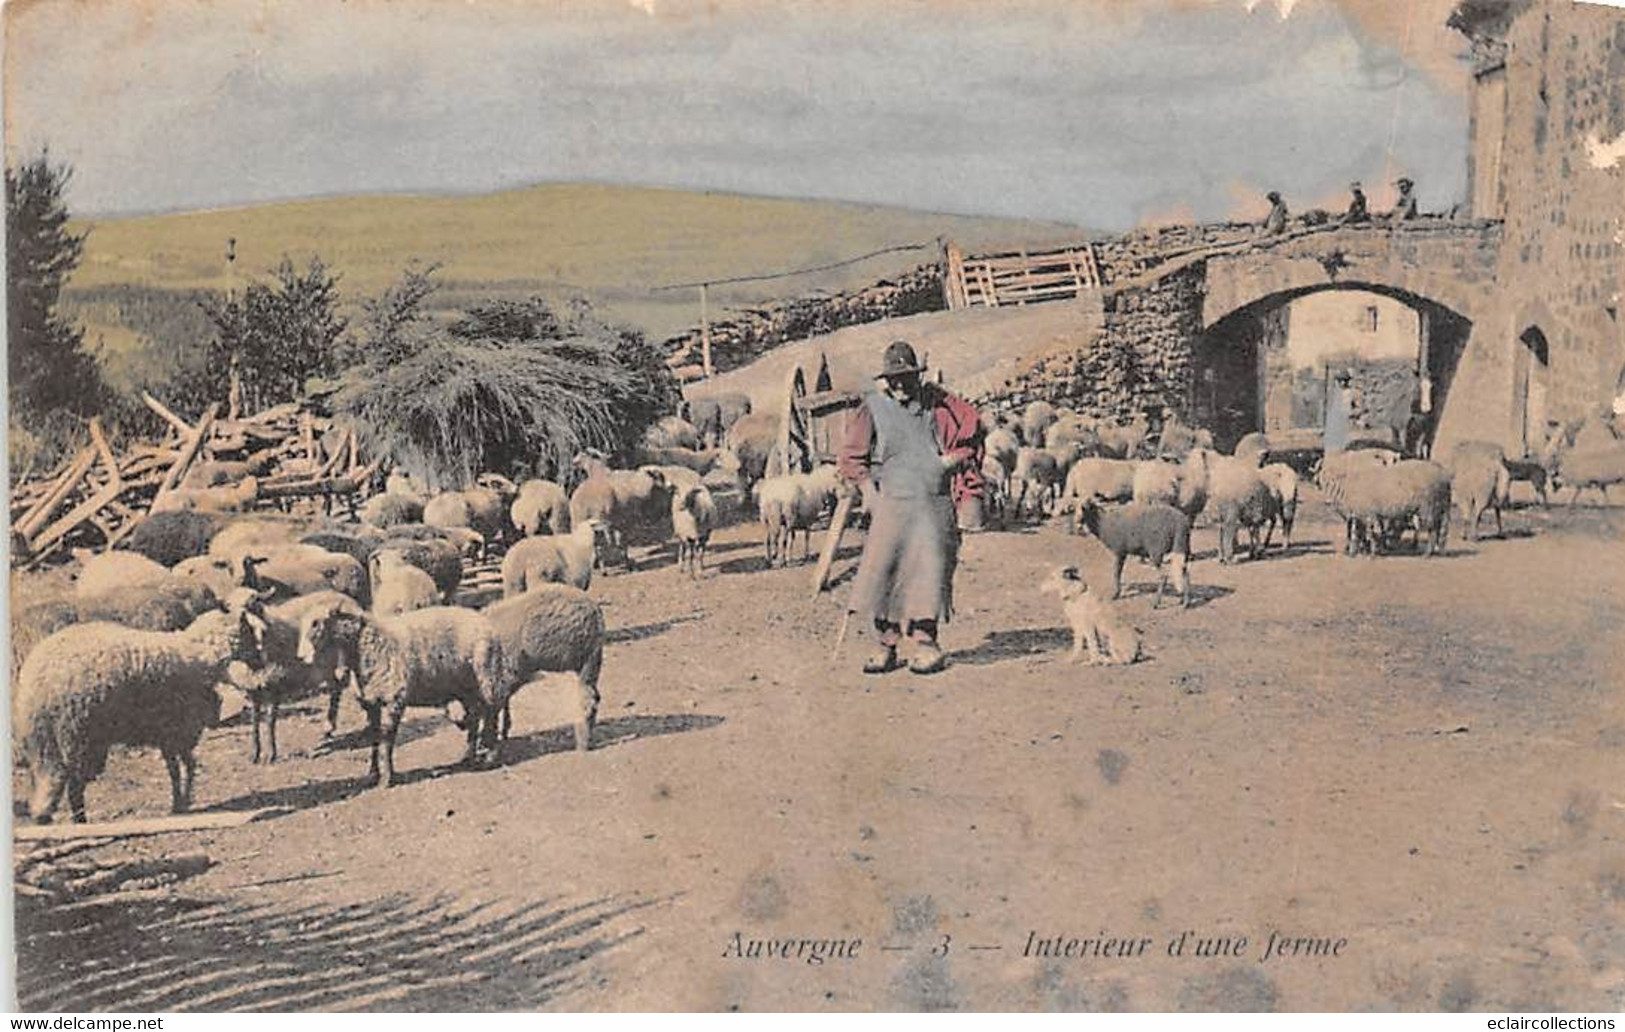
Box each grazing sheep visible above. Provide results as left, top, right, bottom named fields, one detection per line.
left=1502, top=457, right=1551, bottom=508
left=1010, top=447, right=1063, bottom=520
left=241, top=544, right=369, bottom=604
left=1072, top=499, right=1193, bottom=608
left=74, top=552, right=170, bottom=601
left=1208, top=454, right=1280, bottom=564
left=682, top=392, right=753, bottom=448
left=1552, top=441, right=1625, bottom=507
left=672, top=482, right=717, bottom=577
left=509, top=479, right=572, bottom=537
left=1131, top=448, right=1209, bottom=521
left=361, top=492, right=425, bottom=529
left=757, top=465, right=842, bottom=566
left=1446, top=441, right=1512, bottom=541
left=633, top=445, right=725, bottom=477
left=1321, top=460, right=1452, bottom=557
left=173, top=554, right=249, bottom=601
left=1047, top=414, right=1098, bottom=456
left=483, top=584, right=606, bottom=749
left=568, top=460, right=672, bottom=567
left=422, top=479, right=514, bottom=555
left=643, top=415, right=702, bottom=451
left=502, top=520, right=599, bottom=596
left=226, top=590, right=362, bottom=764
left=723, top=411, right=782, bottom=501
left=121, top=511, right=224, bottom=567
left=384, top=470, right=429, bottom=499
left=370, top=549, right=441, bottom=616
left=1155, top=411, right=1198, bottom=459
left=1022, top=401, right=1057, bottom=449
left=14, top=591, right=268, bottom=823
left=979, top=454, right=1010, bottom=528
left=1259, top=462, right=1301, bottom=549
left=984, top=422, right=1021, bottom=486
left=209, top=517, right=307, bottom=559
left=1232, top=432, right=1271, bottom=467
left=1096, top=413, right=1151, bottom=460
left=299, top=526, right=389, bottom=566
left=149, top=477, right=260, bottom=515
left=295, top=606, right=513, bottom=788
left=1058, top=458, right=1136, bottom=527
left=376, top=537, right=464, bottom=602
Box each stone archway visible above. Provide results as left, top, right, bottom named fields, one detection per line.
left=1190, top=282, right=1475, bottom=454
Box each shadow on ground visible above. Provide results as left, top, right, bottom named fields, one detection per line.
left=15, top=889, right=653, bottom=1011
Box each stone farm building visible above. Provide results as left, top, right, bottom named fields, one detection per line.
left=669, top=0, right=1625, bottom=460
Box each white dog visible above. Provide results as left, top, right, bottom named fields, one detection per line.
left=1041, top=564, right=1145, bottom=666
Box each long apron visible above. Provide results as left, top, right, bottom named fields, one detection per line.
left=849, top=391, right=960, bottom=626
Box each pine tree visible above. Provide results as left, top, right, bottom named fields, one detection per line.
left=6, top=152, right=103, bottom=422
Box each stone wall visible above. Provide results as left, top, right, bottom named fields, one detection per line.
left=663, top=264, right=945, bottom=378
left=1437, top=0, right=1625, bottom=456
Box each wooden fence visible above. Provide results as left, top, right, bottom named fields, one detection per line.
left=942, top=239, right=1102, bottom=310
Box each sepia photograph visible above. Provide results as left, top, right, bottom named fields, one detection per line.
left=5, top=0, right=1624, bottom=1013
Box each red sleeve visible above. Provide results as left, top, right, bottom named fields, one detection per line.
left=837, top=401, right=876, bottom=485
left=936, top=390, right=985, bottom=467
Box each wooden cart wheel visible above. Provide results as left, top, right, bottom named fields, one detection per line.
left=774, top=365, right=813, bottom=476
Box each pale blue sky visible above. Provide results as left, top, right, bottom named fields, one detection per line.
left=4, top=0, right=1475, bottom=229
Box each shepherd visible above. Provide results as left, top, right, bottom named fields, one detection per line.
left=837, top=340, right=984, bottom=675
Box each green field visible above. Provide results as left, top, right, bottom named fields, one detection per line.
left=67, top=182, right=1094, bottom=347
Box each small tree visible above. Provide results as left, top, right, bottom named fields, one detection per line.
left=198, top=256, right=347, bottom=414
left=6, top=152, right=104, bottom=424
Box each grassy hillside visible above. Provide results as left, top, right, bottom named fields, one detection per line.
left=67, top=183, right=1096, bottom=344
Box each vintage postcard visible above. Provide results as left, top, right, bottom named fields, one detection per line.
left=5, top=0, right=1624, bottom=1014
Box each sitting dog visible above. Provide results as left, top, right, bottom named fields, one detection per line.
left=1041, top=564, right=1145, bottom=666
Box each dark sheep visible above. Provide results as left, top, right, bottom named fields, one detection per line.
left=1074, top=499, right=1193, bottom=608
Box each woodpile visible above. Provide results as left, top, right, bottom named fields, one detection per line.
left=14, top=838, right=211, bottom=906
left=9, top=392, right=379, bottom=569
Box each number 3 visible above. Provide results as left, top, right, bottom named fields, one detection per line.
left=931, top=934, right=951, bottom=957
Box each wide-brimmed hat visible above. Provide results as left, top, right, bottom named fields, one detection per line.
left=880, top=340, right=925, bottom=378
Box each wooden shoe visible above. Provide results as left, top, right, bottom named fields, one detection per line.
left=863, top=645, right=901, bottom=674
left=909, top=642, right=947, bottom=674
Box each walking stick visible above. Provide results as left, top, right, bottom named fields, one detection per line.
left=810, top=489, right=857, bottom=598
left=831, top=607, right=854, bottom=663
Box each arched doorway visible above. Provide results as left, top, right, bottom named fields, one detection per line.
left=1191, top=285, right=1473, bottom=454
left=1512, top=326, right=1550, bottom=457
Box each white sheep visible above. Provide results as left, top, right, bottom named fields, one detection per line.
left=74, top=552, right=171, bottom=601
left=149, top=477, right=259, bottom=515
left=672, top=482, right=717, bottom=577
left=482, top=585, right=606, bottom=750
left=1130, top=448, right=1209, bottom=521
left=1010, top=447, right=1063, bottom=521
left=501, top=519, right=599, bottom=596
left=1446, top=441, right=1512, bottom=541
left=360, top=492, right=425, bottom=529
left=1207, top=453, right=1279, bottom=564
left=295, top=605, right=515, bottom=788
left=1058, top=457, right=1136, bottom=528
left=757, top=465, right=843, bottom=566
left=370, top=549, right=441, bottom=616
left=509, top=478, right=572, bottom=537
left=1258, top=463, right=1302, bottom=549
left=14, top=590, right=268, bottom=823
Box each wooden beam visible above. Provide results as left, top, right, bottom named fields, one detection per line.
left=155, top=403, right=220, bottom=499
left=15, top=446, right=95, bottom=541
left=13, top=807, right=290, bottom=842
left=141, top=392, right=194, bottom=437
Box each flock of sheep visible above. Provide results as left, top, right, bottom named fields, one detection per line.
left=11, top=382, right=1625, bottom=825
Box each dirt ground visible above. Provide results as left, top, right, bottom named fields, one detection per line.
left=11, top=490, right=1625, bottom=1012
